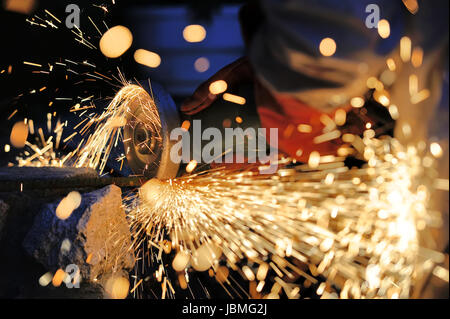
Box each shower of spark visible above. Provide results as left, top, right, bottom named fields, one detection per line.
left=15, top=77, right=449, bottom=299
left=126, top=135, right=447, bottom=299
left=72, top=82, right=162, bottom=175
left=14, top=116, right=66, bottom=167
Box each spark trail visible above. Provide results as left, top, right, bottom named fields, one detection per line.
left=127, top=134, right=446, bottom=299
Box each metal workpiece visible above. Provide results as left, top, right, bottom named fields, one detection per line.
left=0, top=167, right=145, bottom=193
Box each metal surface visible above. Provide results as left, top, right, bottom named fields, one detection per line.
left=0, top=166, right=146, bottom=191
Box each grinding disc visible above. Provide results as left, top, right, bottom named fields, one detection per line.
left=123, top=81, right=180, bottom=179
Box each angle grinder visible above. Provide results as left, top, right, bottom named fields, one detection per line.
left=122, top=80, right=262, bottom=179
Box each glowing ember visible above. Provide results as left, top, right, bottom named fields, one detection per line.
left=140, top=178, right=171, bottom=206
left=400, top=36, right=412, bottom=62
left=377, top=19, right=390, bottom=39
left=186, top=160, right=198, bottom=173
left=126, top=126, right=446, bottom=298
left=308, top=151, right=320, bottom=168
left=223, top=93, right=246, bottom=105
left=430, top=142, right=443, bottom=158
left=209, top=80, right=228, bottom=95
left=134, top=49, right=161, bottom=68
left=4, top=0, right=35, bottom=14
left=10, top=121, right=28, bottom=148
left=105, top=276, right=130, bottom=299
left=181, top=120, right=191, bottom=131
left=52, top=269, right=66, bottom=287
left=56, top=191, right=82, bottom=220
left=411, top=47, right=423, bottom=68
left=190, top=243, right=222, bottom=272
left=319, top=38, right=336, bottom=57
left=38, top=272, right=53, bottom=287
left=334, top=109, right=346, bottom=126
left=297, top=124, right=312, bottom=133
left=402, top=0, right=419, bottom=14
left=350, top=97, right=365, bottom=108
left=99, top=25, right=133, bottom=58
left=172, top=251, right=190, bottom=272
left=183, top=25, right=206, bottom=43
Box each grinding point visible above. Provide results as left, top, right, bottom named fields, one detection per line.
left=123, top=81, right=180, bottom=179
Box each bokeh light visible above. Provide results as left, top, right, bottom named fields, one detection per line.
left=4, top=0, right=35, bottom=14
left=134, top=49, right=161, bottom=68
left=377, top=19, right=391, bottom=39
left=10, top=121, right=28, bottom=148
left=223, top=93, right=246, bottom=105
left=350, top=97, right=365, bottom=108
left=430, top=142, right=443, bottom=158
left=99, top=25, right=133, bottom=58
left=56, top=191, right=82, bottom=220
left=209, top=80, right=227, bottom=95
left=183, top=24, right=206, bottom=43
left=319, top=38, right=336, bottom=57
left=194, top=57, right=210, bottom=73
left=105, top=276, right=130, bottom=299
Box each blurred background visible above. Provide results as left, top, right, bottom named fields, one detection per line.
left=1, top=0, right=246, bottom=95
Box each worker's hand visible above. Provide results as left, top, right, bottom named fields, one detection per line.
left=181, top=57, right=254, bottom=116
left=181, top=56, right=348, bottom=162
left=181, top=56, right=381, bottom=164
